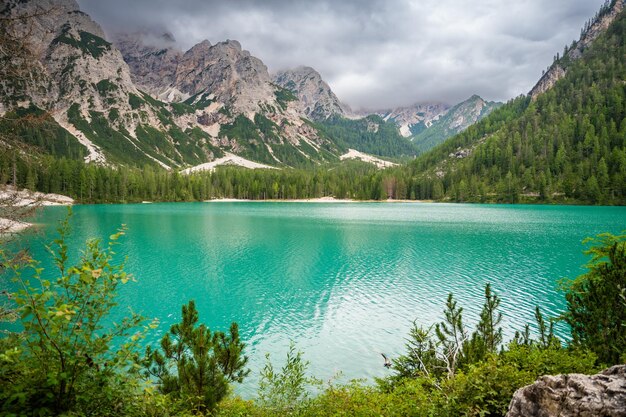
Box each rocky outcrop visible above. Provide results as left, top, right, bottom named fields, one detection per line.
left=114, top=32, right=182, bottom=100
left=529, top=0, right=625, bottom=99
left=117, top=34, right=287, bottom=116
left=114, top=32, right=339, bottom=166
left=506, top=365, right=626, bottom=417
left=176, top=39, right=277, bottom=116
left=446, top=95, right=499, bottom=131
left=273, top=66, right=348, bottom=120
left=379, top=102, right=449, bottom=137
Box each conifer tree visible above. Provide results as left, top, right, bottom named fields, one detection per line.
left=143, top=300, right=249, bottom=412
left=562, top=232, right=626, bottom=365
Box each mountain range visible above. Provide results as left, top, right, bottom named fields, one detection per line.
left=0, top=0, right=498, bottom=171
left=2, top=0, right=623, bottom=205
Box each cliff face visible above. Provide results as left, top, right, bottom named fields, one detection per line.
left=2, top=0, right=139, bottom=116
left=529, top=0, right=625, bottom=99
left=117, top=34, right=294, bottom=117
left=272, top=66, right=348, bottom=121
left=113, top=32, right=182, bottom=100
left=114, top=33, right=339, bottom=166
left=0, top=1, right=340, bottom=169
left=0, top=0, right=165, bottom=165
left=173, top=39, right=278, bottom=118
left=506, top=365, right=626, bottom=417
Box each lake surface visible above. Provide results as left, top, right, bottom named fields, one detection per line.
left=9, top=202, right=626, bottom=396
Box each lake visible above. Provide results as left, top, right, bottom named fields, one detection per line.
left=9, top=202, right=626, bottom=396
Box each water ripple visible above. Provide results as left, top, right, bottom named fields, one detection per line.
left=9, top=202, right=626, bottom=397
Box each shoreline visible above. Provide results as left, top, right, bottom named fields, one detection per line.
left=0, top=187, right=74, bottom=234
left=204, top=197, right=435, bottom=203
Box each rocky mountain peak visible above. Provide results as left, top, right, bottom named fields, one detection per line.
left=529, top=0, right=625, bottom=99
left=273, top=65, right=347, bottom=120
left=4, top=0, right=106, bottom=58
left=221, top=39, right=242, bottom=50
left=410, top=95, right=501, bottom=153
left=379, top=102, right=450, bottom=137
left=188, top=39, right=212, bottom=54
left=114, top=31, right=182, bottom=96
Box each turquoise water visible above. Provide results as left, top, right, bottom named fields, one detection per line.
left=7, top=202, right=626, bottom=396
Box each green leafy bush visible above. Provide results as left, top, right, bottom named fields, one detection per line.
left=0, top=212, right=150, bottom=416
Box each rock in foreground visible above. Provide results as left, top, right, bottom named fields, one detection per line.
left=506, top=365, right=626, bottom=417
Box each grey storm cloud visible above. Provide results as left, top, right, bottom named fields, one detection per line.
left=77, top=0, right=607, bottom=110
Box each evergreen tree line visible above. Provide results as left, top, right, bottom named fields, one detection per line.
left=405, top=10, right=626, bottom=205
left=2, top=3, right=626, bottom=205
left=0, top=153, right=406, bottom=203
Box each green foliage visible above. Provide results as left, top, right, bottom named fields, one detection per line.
left=561, top=232, right=626, bottom=365
left=143, top=300, right=249, bottom=413
left=129, top=93, right=145, bottom=110
left=405, top=9, right=626, bottom=204
left=220, top=115, right=271, bottom=161
left=274, top=87, right=298, bottom=110
left=96, top=79, right=118, bottom=97
left=183, top=92, right=215, bottom=109
left=170, top=102, right=196, bottom=116
left=67, top=103, right=161, bottom=167
left=53, top=25, right=112, bottom=59
left=0, top=212, right=149, bottom=415
left=0, top=106, right=86, bottom=159
left=315, top=115, right=418, bottom=158
left=434, top=293, right=467, bottom=377
left=257, top=342, right=319, bottom=413
left=463, top=283, right=503, bottom=364
left=412, top=96, right=502, bottom=154
left=389, top=323, right=439, bottom=381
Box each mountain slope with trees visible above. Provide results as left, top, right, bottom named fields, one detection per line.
left=400, top=0, right=626, bottom=204
left=411, top=95, right=502, bottom=154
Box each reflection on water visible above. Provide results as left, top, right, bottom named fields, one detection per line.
left=10, top=202, right=626, bottom=396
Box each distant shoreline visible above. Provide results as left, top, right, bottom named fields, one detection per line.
left=204, top=197, right=435, bottom=203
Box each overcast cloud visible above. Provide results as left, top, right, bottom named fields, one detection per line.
left=77, top=0, right=607, bottom=110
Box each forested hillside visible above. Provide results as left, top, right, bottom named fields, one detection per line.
left=411, top=95, right=501, bottom=155
left=401, top=1, right=626, bottom=204
left=314, top=115, right=418, bottom=159
left=2, top=1, right=626, bottom=205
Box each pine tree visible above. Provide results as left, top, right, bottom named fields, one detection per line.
left=435, top=293, right=467, bottom=377
left=143, top=300, right=249, bottom=412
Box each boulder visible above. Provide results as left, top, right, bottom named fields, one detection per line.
left=506, top=365, right=626, bottom=417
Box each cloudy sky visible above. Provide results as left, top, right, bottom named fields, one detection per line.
left=78, top=0, right=607, bottom=110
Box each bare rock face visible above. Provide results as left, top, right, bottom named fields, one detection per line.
left=117, top=35, right=281, bottom=116
left=438, top=95, right=501, bottom=132
left=379, top=102, right=449, bottom=137
left=2, top=0, right=141, bottom=116
left=506, top=365, right=626, bottom=417
left=529, top=0, right=624, bottom=99
left=273, top=66, right=347, bottom=121
left=176, top=40, right=276, bottom=116
left=114, top=33, right=338, bottom=165
left=114, top=32, right=182, bottom=99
